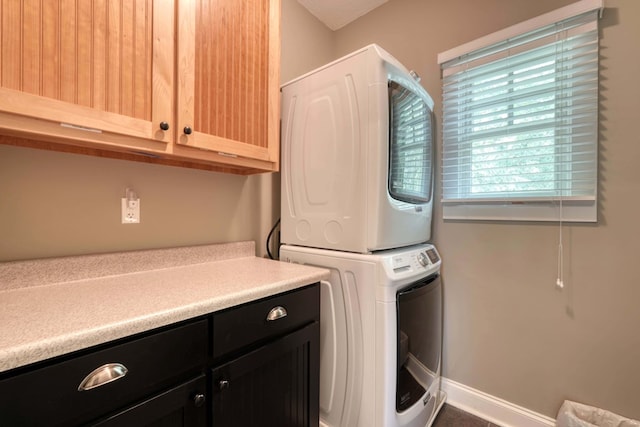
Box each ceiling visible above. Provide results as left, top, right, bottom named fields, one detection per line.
left=297, top=0, right=389, bottom=31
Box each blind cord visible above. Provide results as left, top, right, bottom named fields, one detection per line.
left=555, top=23, right=566, bottom=291
left=556, top=197, right=564, bottom=289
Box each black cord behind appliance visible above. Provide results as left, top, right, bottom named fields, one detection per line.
left=266, top=218, right=281, bottom=260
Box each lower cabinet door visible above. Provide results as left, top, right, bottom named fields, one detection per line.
left=93, top=375, right=207, bottom=427
left=212, top=322, right=320, bottom=427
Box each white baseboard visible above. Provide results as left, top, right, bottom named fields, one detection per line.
left=440, top=378, right=556, bottom=427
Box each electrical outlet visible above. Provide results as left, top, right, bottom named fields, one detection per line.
left=121, top=198, right=140, bottom=224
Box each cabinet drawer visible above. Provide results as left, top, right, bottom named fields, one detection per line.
left=0, top=319, right=208, bottom=427
left=213, top=283, right=319, bottom=360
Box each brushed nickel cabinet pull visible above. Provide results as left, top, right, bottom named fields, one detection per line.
left=193, top=393, right=206, bottom=407
left=266, top=306, right=288, bottom=321
left=78, top=363, right=128, bottom=391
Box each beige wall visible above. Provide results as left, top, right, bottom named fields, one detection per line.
left=0, top=0, right=334, bottom=262
left=334, top=0, right=640, bottom=420
left=0, top=145, right=259, bottom=260
left=281, top=0, right=336, bottom=83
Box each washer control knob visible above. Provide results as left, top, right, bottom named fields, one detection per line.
left=417, top=252, right=429, bottom=267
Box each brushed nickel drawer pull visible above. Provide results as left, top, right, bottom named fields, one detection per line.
left=78, top=363, right=128, bottom=391
left=266, top=306, right=288, bottom=321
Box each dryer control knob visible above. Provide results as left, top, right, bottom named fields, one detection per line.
left=417, top=252, right=429, bottom=267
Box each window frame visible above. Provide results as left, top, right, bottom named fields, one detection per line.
left=437, top=0, right=602, bottom=222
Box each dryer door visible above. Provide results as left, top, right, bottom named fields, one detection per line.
left=388, top=80, right=434, bottom=204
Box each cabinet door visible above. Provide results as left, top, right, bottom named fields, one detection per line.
left=0, top=0, right=174, bottom=146
left=212, top=322, right=320, bottom=427
left=176, top=0, right=281, bottom=172
left=92, top=375, right=207, bottom=427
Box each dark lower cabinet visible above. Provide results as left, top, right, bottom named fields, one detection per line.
left=212, top=321, right=319, bottom=427
left=0, top=283, right=320, bottom=427
left=93, top=375, right=207, bottom=427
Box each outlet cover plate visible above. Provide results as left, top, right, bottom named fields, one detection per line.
left=121, top=198, right=140, bottom=224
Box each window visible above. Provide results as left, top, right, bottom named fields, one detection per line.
left=438, top=0, right=602, bottom=221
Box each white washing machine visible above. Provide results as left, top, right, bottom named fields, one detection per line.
left=280, top=243, right=445, bottom=427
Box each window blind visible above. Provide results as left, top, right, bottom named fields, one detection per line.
left=439, top=1, right=601, bottom=221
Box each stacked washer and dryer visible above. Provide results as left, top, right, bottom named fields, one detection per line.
left=279, top=44, right=445, bottom=427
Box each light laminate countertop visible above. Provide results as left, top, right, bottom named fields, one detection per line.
left=0, top=242, right=328, bottom=373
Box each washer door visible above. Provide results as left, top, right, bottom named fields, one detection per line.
left=396, top=273, right=442, bottom=412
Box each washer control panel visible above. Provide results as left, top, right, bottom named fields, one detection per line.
left=387, top=244, right=441, bottom=278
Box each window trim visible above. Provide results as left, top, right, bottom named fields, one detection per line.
left=437, top=0, right=603, bottom=65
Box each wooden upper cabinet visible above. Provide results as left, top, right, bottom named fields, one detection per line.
left=0, top=0, right=174, bottom=145
left=0, top=0, right=280, bottom=174
left=176, top=0, right=281, bottom=172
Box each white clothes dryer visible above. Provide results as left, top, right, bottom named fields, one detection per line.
left=280, top=243, right=445, bottom=427
left=280, top=44, right=436, bottom=254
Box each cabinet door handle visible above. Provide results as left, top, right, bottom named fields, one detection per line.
left=219, top=380, right=230, bottom=390
left=193, top=393, right=206, bottom=407
left=159, top=121, right=170, bottom=131
left=78, top=363, right=128, bottom=391
left=266, top=306, right=288, bottom=321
